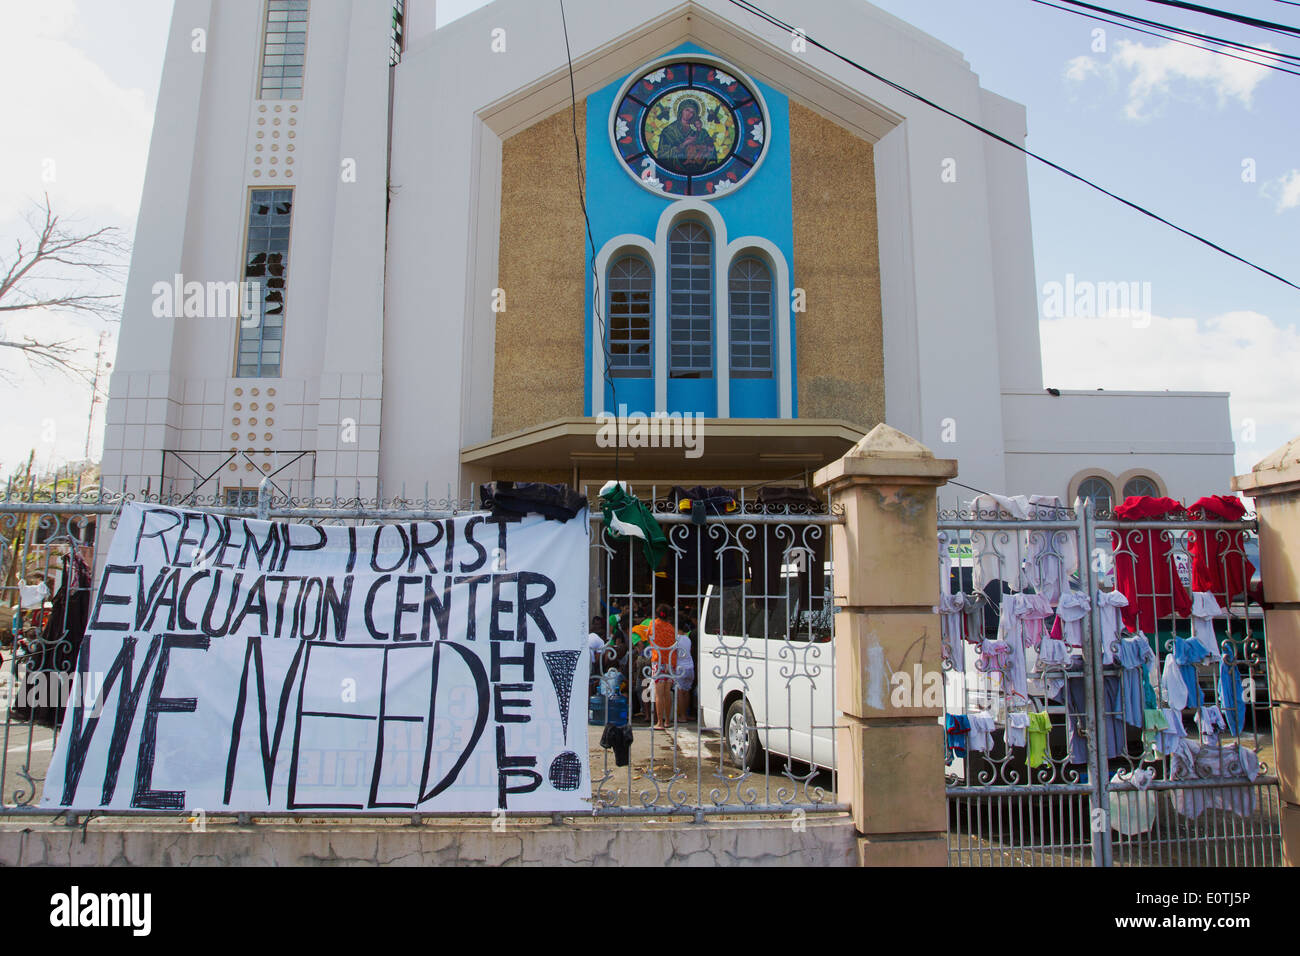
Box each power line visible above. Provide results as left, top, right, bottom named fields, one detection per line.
left=723, top=0, right=1300, bottom=294
left=559, top=0, right=622, bottom=480
left=1052, top=0, right=1300, bottom=62
left=1028, top=0, right=1300, bottom=76
left=1141, top=0, right=1300, bottom=38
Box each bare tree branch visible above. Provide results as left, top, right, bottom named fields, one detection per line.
left=0, top=195, right=129, bottom=380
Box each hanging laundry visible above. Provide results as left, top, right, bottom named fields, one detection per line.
left=1095, top=590, right=1129, bottom=666
left=994, top=596, right=1032, bottom=708
left=1031, top=632, right=1068, bottom=701
left=1024, top=495, right=1078, bottom=603
left=965, top=596, right=988, bottom=644
left=1108, top=767, right=1158, bottom=836
left=1187, top=495, right=1255, bottom=607
left=479, top=481, right=586, bottom=521
left=1169, top=742, right=1260, bottom=819
left=1158, top=707, right=1187, bottom=756
left=599, top=481, right=668, bottom=569
left=1067, top=673, right=1126, bottom=764
left=979, top=638, right=1013, bottom=676
left=19, top=553, right=91, bottom=728
left=1189, top=591, right=1225, bottom=662
left=1196, top=704, right=1228, bottom=743
left=1054, top=590, right=1091, bottom=651
left=1164, top=636, right=1211, bottom=711
left=1162, top=652, right=1190, bottom=711
left=945, top=714, right=971, bottom=765
left=939, top=592, right=968, bottom=667
left=1140, top=708, right=1167, bottom=761
left=1007, top=711, right=1030, bottom=748
left=1018, top=593, right=1054, bottom=649
left=1111, top=496, right=1193, bottom=633
left=1117, top=635, right=1158, bottom=728
left=968, top=711, right=998, bottom=754
left=968, top=493, right=1031, bottom=592
left=1026, top=712, right=1052, bottom=769
left=19, top=580, right=48, bottom=610
left=1219, top=642, right=1247, bottom=736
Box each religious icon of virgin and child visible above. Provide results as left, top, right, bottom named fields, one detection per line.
left=652, top=96, right=727, bottom=176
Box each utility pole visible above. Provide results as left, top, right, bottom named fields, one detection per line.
left=84, top=331, right=111, bottom=460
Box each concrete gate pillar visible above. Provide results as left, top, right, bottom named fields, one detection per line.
left=1233, top=437, right=1300, bottom=866
left=814, top=424, right=957, bottom=866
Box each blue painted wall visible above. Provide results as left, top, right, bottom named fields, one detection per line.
left=583, top=43, right=797, bottom=419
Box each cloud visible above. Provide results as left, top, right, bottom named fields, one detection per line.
left=1269, top=169, right=1300, bottom=212
left=1040, top=310, right=1300, bottom=474
left=1065, top=38, right=1274, bottom=120
left=0, top=0, right=154, bottom=223
left=1064, top=55, right=1100, bottom=84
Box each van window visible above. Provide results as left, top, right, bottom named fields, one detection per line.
left=705, top=587, right=831, bottom=641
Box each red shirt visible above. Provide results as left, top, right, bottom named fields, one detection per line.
left=1187, top=495, right=1254, bottom=606
left=1111, top=496, right=1191, bottom=633
left=650, top=618, right=677, bottom=669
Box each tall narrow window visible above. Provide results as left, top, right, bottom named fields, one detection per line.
left=668, top=222, right=712, bottom=378
left=389, top=1, right=405, bottom=66
left=259, top=0, right=309, bottom=99
left=237, top=189, right=292, bottom=377
left=728, top=257, right=773, bottom=378
left=607, top=257, right=652, bottom=377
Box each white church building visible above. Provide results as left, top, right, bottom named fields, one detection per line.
left=101, top=0, right=1236, bottom=508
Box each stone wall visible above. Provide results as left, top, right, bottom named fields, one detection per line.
left=0, top=815, right=856, bottom=867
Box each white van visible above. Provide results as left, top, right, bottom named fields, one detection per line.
left=697, top=583, right=837, bottom=770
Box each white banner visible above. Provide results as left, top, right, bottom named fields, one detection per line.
left=42, top=502, right=591, bottom=813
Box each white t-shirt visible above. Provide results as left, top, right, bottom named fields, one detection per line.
left=588, top=632, right=606, bottom=664
left=19, top=583, right=48, bottom=610
left=675, top=632, right=694, bottom=677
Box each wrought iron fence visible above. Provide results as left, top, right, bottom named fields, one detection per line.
left=940, top=497, right=1280, bottom=867
left=0, top=480, right=843, bottom=823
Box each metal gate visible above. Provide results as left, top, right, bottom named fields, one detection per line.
left=940, top=498, right=1281, bottom=866
left=585, top=483, right=842, bottom=817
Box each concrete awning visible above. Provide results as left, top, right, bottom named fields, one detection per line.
left=460, top=417, right=869, bottom=484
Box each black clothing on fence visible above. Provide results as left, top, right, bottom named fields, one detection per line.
left=480, top=481, right=586, bottom=522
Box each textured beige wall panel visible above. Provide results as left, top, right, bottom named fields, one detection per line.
left=494, top=104, right=588, bottom=437
left=789, top=101, right=884, bottom=428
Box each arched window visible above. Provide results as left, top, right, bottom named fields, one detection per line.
left=1123, top=475, right=1159, bottom=500
left=668, top=221, right=712, bottom=378
left=606, top=256, right=652, bottom=377
left=1077, top=476, right=1115, bottom=512
left=728, top=257, right=773, bottom=378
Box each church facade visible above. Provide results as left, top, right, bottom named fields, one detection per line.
left=101, top=0, right=1236, bottom=507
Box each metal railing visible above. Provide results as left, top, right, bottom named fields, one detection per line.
left=940, top=497, right=1280, bottom=866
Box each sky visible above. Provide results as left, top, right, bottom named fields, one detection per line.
left=0, top=0, right=1295, bottom=482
